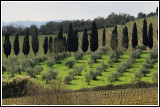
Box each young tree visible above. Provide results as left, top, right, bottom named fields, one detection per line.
left=43, top=36, right=48, bottom=54
left=142, top=18, right=148, bottom=47
left=23, top=28, right=30, bottom=58
left=85, top=74, right=92, bottom=85
left=49, top=36, right=53, bottom=55
left=73, top=30, right=78, bottom=52
left=102, top=28, right=106, bottom=46
left=67, top=23, right=74, bottom=54
left=13, top=34, right=20, bottom=56
left=3, top=33, right=11, bottom=59
left=122, top=26, right=129, bottom=50
left=32, top=27, right=39, bottom=56
left=90, top=20, right=98, bottom=52
left=111, top=26, right=118, bottom=52
left=132, top=22, right=138, bottom=49
left=82, top=27, right=89, bottom=52
left=148, top=23, right=153, bottom=49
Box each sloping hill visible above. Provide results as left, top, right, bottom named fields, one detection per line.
left=78, top=16, right=158, bottom=53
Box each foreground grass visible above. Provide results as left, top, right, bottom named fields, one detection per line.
left=2, top=86, right=158, bottom=105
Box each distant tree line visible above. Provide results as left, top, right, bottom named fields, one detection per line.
left=2, top=12, right=136, bottom=36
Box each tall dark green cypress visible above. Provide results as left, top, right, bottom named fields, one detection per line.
left=32, top=27, right=39, bottom=56
left=142, top=18, right=148, bottom=47
left=13, top=34, right=20, bottom=56
left=111, top=26, right=118, bottom=51
left=43, top=36, right=48, bottom=54
left=3, top=33, right=11, bottom=59
left=90, top=21, right=98, bottom=52
left=73, top=30, right=78, bottom=52
left=82, top=27, right=89, bottom=52
left=58, top=27, right=63, bottom=40
left=102, top=28, right=106, bottom=46
left=132, top=22, right=138, bottom=49
left=122, top=26, right=129, bottom=50
left=67, top=23, right=74, bottom=53
left=148, top=23, right=153, bottom=49
left=49, top=36, right=53, bottom=54
left=23, top=28, right=30, bottom=58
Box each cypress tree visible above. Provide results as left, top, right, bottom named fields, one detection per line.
left=111, top=26, right=118, bottom=51
left=67, top=23, right=74, bottom=53
left=23, top=28, right=30, bottom=58
left=148, top=23, right=153, bottom=49
left=90, top=20, right=98, bottom=52
left=13, top=34, right=20, bottom=56
left=132, top=22, right=138, bottom=49
left=82, top=27, right=89, bottom=52
left=43, top=36, right=48, bottom=54
left=58, top=27, right=63, bottom=40
left=32, top=27, right=39, bottom=56
left=49, top=36, right=53, bottom=54
left=102, top=28, right=106, bottom=46
left=3, top=33, right=11, bottom=59
left=73, top=30, right=78, bottom=52
left=122, top=26, right=129, bottom=50
left=142, top=18, right=148, bottom=47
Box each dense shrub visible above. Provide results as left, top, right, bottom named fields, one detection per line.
left=108, top=57, right=114, bottom=67
left=132, top=71, right=143, bottom=83
left=142, top=62, right=152, bottom=69
left=26, top=67, right=36, bottom=78
left=101, top=61, right=108, bottom=72
left=74, top=66, right=83, bottom=76
left=140, top=67, right=150, bottom=76
left=5, top=57, right=21, bottom=77
left=29, top=60, right=38, bottom=68
left=74, top=51, right=84, bottom=62
left=97, top=46, right=108, bottom=54
left=54, top=52, right=69, bottom=64
left=85, top=74, right=92, bottom=85
left=130, top=49, right=142, bottom=59
left=65, top=60, right=75, bottom=68
left=42, top=68, right=58, bottom=84
left=2, top=76, right=33, bottom=98
left=149, top=46, right=158, bottom=59
left=46, top=59, right=55, bottom=68
left=34, top=65, right=44, bottom=75
left=69, top=71, right=75, bottom=80
left=89, top=70, right=97, bottom=80
left=33, top=56, right=48, bottom=63
left=21, top=60, right=32, bottom=72
left=136, top=45, right=147, bottom=51
left=64, top=75, right=72, bottom=84
left=107, top=72, right=121, bottom=84
left=110, top=72, right=121, bottom=81
left=95, top=70, right=102, bottom=76
left=87, top=60, right=94, bottom=68
left=116, top=65, right=127, bottom=74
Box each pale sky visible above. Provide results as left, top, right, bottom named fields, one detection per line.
left=1, top=1, right=159, bottom=22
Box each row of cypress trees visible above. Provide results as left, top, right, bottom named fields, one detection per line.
left=3, top=19, right=154, bottom=59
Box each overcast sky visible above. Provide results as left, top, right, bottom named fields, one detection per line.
left=1, top=1, right=158, bottom=22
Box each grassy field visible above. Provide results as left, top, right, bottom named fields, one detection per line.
left=2, top=52, right=158, bottom=90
